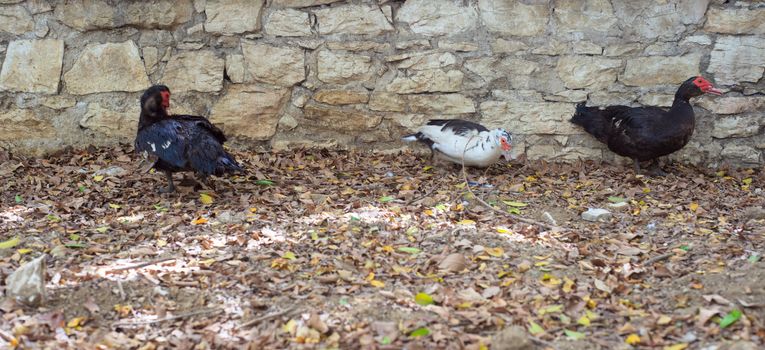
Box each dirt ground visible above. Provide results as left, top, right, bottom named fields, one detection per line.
left=0, top=146, right=763, bottom=349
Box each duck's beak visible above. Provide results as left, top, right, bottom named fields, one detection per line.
left=706, top=86, right=723, bottom=95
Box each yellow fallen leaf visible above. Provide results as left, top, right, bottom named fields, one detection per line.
left=0, top=237, right=20, bottom=249
left=423, top=209, right=434, bottom=216
left=249, top=207, right=258, bottom=213
left=282, top=251, right=296, bottom=260
left=689, top=202, right=699, bottom=212
left=382, top=245, right=394, bottom=253
left=191, top=217, right=208, bottom=225
left=17, top=248, right=32, bottom=255
left=563, top=277, right=575, bottom=293
left=657, top=315, right=672, bottom=325
left=457, top=219, right=475, bottom=225
left=366, top=272, right=375, bottom=281
left=663, top=343, right=688, bottom=350
left=199, top=193, right=214, bottom=204
left=67, top=316, right=87, bottom=328
left=495, top=227, right=510, bottom=234
left=625, top=333, right=641, bottom=345
left=282, top=319, right=297, bottom=334
left=540, top=273, right=562, bottom=287
left=486, top=247, right=504, bottom=257
left=200, top=258, right=216, bottom=266
left=93, top=175, right=104, bottom=182
left=157, top=239, right=167, bottom=247
left=113, top=304, right=132, bottom=317
left=642, top=187, right=651, bottom=194
left=578, top=315, right=591, bottom=326
left=108, top=203, right=121, bottom=209
left=369, top=280, right=385, bottom=288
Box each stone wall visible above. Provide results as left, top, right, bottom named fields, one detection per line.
left=1, top=0, right=764, bottom=166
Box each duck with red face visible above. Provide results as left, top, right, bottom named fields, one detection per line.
left=135, top=85, right=242, bottom=193
left=402, top=119, right=513, bottom=168
left=570, top=76, right=722, bottom=175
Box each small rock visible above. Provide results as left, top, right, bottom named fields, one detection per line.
left=6, top=255, right=47, bottom=307
left=541, top=211, right=557, bottom=226
left=581, top=208, right=612, bottom=222
left=50, top=245, right=68, bottom=258
left=491, top=326, right=534, bottom=350
left=216, top=210, right=245, bottom=224
left=438, top=253, right=467, bottom=273
left=95, top=166, right=127, bottom=177
left=608, top=201, right=630, bottom=211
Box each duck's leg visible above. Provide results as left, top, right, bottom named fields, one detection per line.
left=193, top=174, right=216, bottom=192
left=646, top=159, right=668, bottom=177
left=159, top=171, right=176, bottom=193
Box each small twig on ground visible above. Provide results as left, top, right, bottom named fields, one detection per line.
left=239, top=306, right=298, bottom=329
left=460, top=136, right=566, bottom=232
left=642, top=252, right=674, bottom=266
left=107, top=256, right=177, bottom=273
left=113, top=307, right=221, bottom=327
left=0, top=329, right=15, bottom=343
left=406, top=186, right=437, bottom=205
left=117, top=279, right=126, bottom=300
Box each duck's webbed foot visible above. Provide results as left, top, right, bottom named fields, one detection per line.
left=159, top=171, right=176, bottom=193
left=646, top=160, right=668, bottom=177
left=193, top=175, right=214, bottom=191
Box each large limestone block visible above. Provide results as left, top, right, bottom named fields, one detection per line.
left=611, top=0, right=710, bottom=39
left=79, top=102, right=140, bottom=138
left=705, top=7, right=765, bottom=34
left=64, top=41, right=150, bottom=95
left=303, top=104, right=382, bottom=131
left=386, top=69, right=463, bottom=94
left=464, top=57, right=540, bottom=85
left=124, top=0, right=194, bottom=28
left=205, top=0, right=264, bottom=34
left=556, top=56, right=622, bottom=89
left=712, top=116, right=764, bottom=139
left=620, top=54, right=701, bottom=87
left=708, top=36, right=765, bottom=85
left=317, top=50, right=374, bottom=84
left=721, top=144, right=761, bottom=164
left=0, top=108, right=55, bottom=140
left=387, top=51, right=457, bottom=70
left=315, top=4, right=393, bottom=36
left=408, top=94, right=475, bottom=114
left=397, top=0, right=478, bottom=37
left=313, top=89, right=369, bottom=105
left=161, top=50, right=224, bottom=92
left=698, top=96, right=765, bottom=115
left=0, top=5, right=33, bottom=34
left=272, top=0, right=342, bottom=8
left=242, top=41, right=305, bottom=86
left=0, top=39, right=64, bottom=94
left=54, top=0, right=116, bottom=30
left=369, top=92, right=407, bottom=112
left=478, top=0, right=548, bottom=36
left=210, top=85, right=291, bottom=140
left=553, top=0, right=617, bottom=32
left=481, top=101, right=577, bottom=135
left=264, top=8, right=312, bottom=36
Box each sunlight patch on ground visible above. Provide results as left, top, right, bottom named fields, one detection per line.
left=0, top=205, right=32, bottom=223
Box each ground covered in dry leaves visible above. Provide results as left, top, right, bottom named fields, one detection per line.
left=0, top=146, right=763, bottom=350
